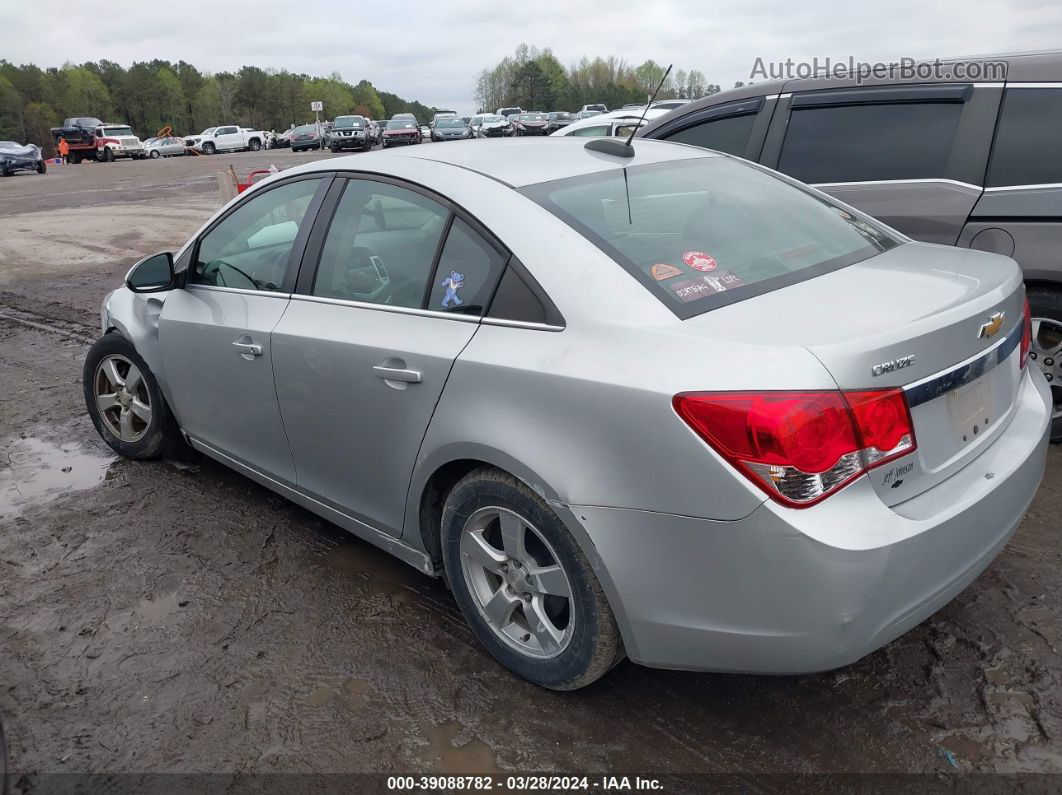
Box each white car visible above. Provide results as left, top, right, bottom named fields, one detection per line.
left=145, top=136, right=187, bottom=158
left=189, top=125, right=266, bottom=155
left=550, top=108, right=671, bottom=138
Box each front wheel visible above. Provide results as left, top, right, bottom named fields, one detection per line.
left=83, top=334, right=179, bottom=459
left=249, top=139, right=261, bottom=151
left=441, top=468, right=623, bottom=690
left=1028, top=288, right=1062, bottom=442
left=149, top=150, right=160, bottom=159
left=202, top=142, right=216, bottom=155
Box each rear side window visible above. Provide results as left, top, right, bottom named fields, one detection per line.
left=663, top=113, right=757, bottom=156
left=987, top=87, right=1062, bottom=187
left=778, top=102, right=962, bottom=183
left=522, top=157, right=899, bottom=319
left=427, top=218, right=507, bottom=313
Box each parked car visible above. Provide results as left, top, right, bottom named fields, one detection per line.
left=392, top=113, right=417, bottom=122
left=470, top=114, right=511, bottom=138
left=368, top=119, right=382, bottom=145
left=546, top=112, right=574, bottom=133
left=639, top=50, right=1062, bottom=439
left=382, top=119, right=421, bottom=147
left=573, top=110, right=603, bottom=120
left=84, top=137, right=1049, bottom=691
left=553, top=108, right=670, bottom=138
left=433, top=111, right=458, bottom=122
left=512, top=112, right=550, bottom=136
left=649, top=98, right=692, bottom=111
left=431, top=116, right=473, bottom=142
left=289, top=124, right=324, bottom=152
left=145, top=136, right=187, bottom=158
left=496, top=107, right=524, bottom=119
left=420, top=124, right=432, bottom=142
left=329, top=115, right=372, bottom=152
left=580, top=103, right=608, bottom=114
left=191, top=125, right=266, bottom=155
left=272, top=126, right=295, bottom=148
left=0, top=141, right=46, bottom=176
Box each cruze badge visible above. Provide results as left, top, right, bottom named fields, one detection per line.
left=872, top=355, right=916, bottom=377
left=978, top=311, right=1005, bottom=340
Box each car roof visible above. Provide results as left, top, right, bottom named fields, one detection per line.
left=304, top=136, right=715, bottom=188
left=559, top=107, right=670, bottom=135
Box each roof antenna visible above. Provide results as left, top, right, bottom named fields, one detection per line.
left=584, top=63, right=672, bottom=159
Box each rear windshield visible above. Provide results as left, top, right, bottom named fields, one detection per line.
left=522, top=156, right=900, bottom=318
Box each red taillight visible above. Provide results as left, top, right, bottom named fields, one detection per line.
left=1020, top=295, right=1032, bottom=369
left=673, top=389, right=917, bottom=508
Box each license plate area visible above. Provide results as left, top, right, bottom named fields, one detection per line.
left=947, top=378, right=991, bottom=443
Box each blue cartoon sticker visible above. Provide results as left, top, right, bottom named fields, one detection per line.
left=440, top=270, right=465, bottom=308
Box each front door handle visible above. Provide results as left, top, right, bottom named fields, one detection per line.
left=373, top=365, right=422, bottom=383
left=232, top=340, right=263, bottom=358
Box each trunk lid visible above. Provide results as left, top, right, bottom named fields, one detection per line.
left=686, top=242, right=1026, bottom=505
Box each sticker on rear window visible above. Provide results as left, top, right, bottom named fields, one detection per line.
left=682, top=251, right=717, bottom=272
left=668, top=272, right=744, bottom=302
left=440, top=270, right=465, bottom=308
left=650, top=263, right=682, bottom=281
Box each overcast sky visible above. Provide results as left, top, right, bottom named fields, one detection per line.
left=5, top=0, right=1060, bottom=114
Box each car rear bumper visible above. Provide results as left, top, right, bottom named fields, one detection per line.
left=570, top=369, right=1051, bottom=673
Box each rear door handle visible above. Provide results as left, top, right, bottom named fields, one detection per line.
left=232, top=341, right=263, bottom=357
left=373, top=365, right=422, bottom=383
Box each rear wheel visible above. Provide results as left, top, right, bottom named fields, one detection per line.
left=441, top=468, right=623, bottom=690
left=83, top=334, right=180, bottom=459
left=1028, top=288, right=1062, bottom=442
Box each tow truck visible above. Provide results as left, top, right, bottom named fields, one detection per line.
left=50, top=118, right=146, bottom=163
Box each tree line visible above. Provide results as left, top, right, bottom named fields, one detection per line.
left=0, top=60, right=439, bottom=155
left=474, top=44, right=724, bottom=113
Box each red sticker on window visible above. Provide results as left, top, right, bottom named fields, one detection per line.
left=682, top=251, right=717, bottom=272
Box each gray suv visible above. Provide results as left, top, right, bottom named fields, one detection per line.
left=639, top=51, right=1062, bottom=439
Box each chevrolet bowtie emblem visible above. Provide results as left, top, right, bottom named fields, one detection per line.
left=978, top=311, right=1005, bottom=340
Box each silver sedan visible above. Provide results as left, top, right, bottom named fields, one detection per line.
left=84, top=138, right=1052, bottom=689
left=145, top=136, right=187, bottom=158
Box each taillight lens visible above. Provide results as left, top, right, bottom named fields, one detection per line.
left=1020, top=295, right=1032, bottom=369
left=673, top=389, right=916, bottom=508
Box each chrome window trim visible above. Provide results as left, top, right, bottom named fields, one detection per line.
left=186, top=284, right=290, bottom=299
left=289, top=293, right=480, bottom=323
left=481, top=317, right=565, bottom=332
left=810, top=178, right=982, bottom=190
left=1004, top=82, right=1062, bottom=89
left=903, top=320, right=1023, bottom=408
left=983, top=182, right=1062, bottom=193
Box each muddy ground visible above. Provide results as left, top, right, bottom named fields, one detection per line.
left=1, top=150, right=1060, bottom=787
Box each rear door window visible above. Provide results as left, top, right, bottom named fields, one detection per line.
left=986, top=87, right=1062, bottom=187
left=522, top=156, right=899, bottom=319
left=663, top=113, right=757, bottom=156
left=778, top=101, right=962, bottom=184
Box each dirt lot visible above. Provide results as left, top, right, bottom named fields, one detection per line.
left=1, top=150, right=1061, bottom=787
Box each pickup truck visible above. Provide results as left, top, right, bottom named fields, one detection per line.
left=50, top=119, right=146, bottom=163
left=185, top=125, right=266, bottom=155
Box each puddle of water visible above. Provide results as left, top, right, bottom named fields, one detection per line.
left=136, top=591, right=182, bottom=625
left=0, top=436, right=115, bottom=520
left=322, top=538, right=423, bottom=588
left=306, top=685, right=333, bottom=708
left=417, top=721, right=503, bottom=774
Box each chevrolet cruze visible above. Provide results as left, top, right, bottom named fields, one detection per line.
left=84, top=138, right=1051, bottom=689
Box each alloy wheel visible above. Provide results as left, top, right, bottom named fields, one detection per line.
left=1029, top=316, right=1062, bottom=420
left=459, top=506, right=575, bottom=659
left=93, top=354, right=152, bottom=442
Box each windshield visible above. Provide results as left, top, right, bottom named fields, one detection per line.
left=334, top=116, right=364, bottom=128
left=199, top=128, right=216, bottom=136
left=103, top=127, right=134, bottom=137
left=522, top=157, right=900, bottom=319
left=519, top=113, right=546, bottom=121
left=387, top=120, right=416, bottom=130
left=436, top=118, right=465, bottom=128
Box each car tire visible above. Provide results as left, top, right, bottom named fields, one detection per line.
left=36, top=159, right=46, bottom=174
left=249, top=139, right=261, bottom=151
left=203, top=142, right=216, bottom=155
left=83, top=333, right=181, bottom=460
left=101, top=148, right=114, bottom=162
left=149, top=150, right=160, bottom=159
left=441, top=467, right=624, bottom=690
left=1027, top=287, right=1062, bottom=442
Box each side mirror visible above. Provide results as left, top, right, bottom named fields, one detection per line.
left=125, top=252, right=175, bottom=293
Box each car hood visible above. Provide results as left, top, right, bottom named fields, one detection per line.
left=0, top=143, right=39, bottom=158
